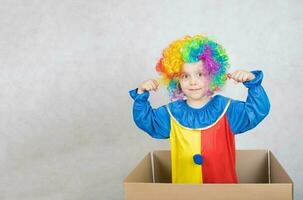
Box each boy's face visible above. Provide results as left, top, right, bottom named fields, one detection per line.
left=179, top=60, right=209, bottom=101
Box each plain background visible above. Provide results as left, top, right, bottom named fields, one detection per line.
left=0, top=0, right=302, bottom=199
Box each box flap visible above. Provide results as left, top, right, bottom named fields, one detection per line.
left=153, top=150, right=171, bottom=183
left=269, top=150, right=293, bottom=184
left=124, top=152, right=153, bottom=183
left=236, top=149, right=269, bottom=183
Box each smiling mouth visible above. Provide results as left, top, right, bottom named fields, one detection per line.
left=188, top=88, right=201, bottom=91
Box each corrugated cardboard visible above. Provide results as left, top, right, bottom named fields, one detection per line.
left=124, top=150, right=293, bottom=200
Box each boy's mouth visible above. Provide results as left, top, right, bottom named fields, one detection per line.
left=188, top=88, right=201, bottom=91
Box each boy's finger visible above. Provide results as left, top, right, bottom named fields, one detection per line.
left=242, top=74, right=248, bottom=82
left=238, top=73, right=244, bottom=82
left=230, top=72, right=235, bottom=79
left=241, top=73, right=248, bottom=82
left=231, top=71, right=239, bottom=80
left=152, top=79, right=159, bottom=86
left=231, top=72, right=240, bottom=84
left=152, top=79, right=159, bottom=88
left=146, top=82, right=153, bottom=91
left=227, top=73, right=232, bottom=79
left=227, top=73, right=234, bottom=81
left=231, top=73, right=238, bottom=82
left=150, top=81, right=159, bottom=92
left=150, top=81, right=157, bottom=90
left=235, top=72, right=242, bottom=82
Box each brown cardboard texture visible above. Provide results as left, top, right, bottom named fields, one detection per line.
left=124, top=150, right=293, bottom=200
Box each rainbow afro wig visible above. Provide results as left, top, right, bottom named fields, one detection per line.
left=156, top=34, right=230, bottom=101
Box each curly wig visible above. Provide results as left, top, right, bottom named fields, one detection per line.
left=155, top=34, right=230, bottom=101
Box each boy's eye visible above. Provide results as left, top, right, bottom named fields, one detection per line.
left=181, top=74, right=189, bottom=79
left=197, top=72, right=204, bottom=77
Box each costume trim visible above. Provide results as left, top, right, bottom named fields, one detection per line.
left=166, top=98, right=231, bottom=131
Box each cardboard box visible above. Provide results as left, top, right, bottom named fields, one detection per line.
left=124, top=150, right=293, bottom=200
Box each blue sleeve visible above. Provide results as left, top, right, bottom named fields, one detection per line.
left=129, top=88, right=170, bottom=139
left=226, top=70, right=271, bottom=135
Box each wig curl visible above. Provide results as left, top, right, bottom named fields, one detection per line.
left=156, top=35, right=230, bottom=101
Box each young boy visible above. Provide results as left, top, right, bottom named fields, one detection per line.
left=129, top=35, right=270, bottom=184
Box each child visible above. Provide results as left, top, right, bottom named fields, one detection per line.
left=129, top=35, right=270, bottom=184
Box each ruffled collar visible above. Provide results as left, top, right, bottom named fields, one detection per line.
left=168, top=95, right=229, bottom=129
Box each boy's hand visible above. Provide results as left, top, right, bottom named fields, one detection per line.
left=228, top=70, right=255, bottom=84
left=137, top=79, right=159, bottom=94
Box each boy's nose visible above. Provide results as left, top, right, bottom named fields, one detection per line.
left=189, top=78, right=197, bottom=85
